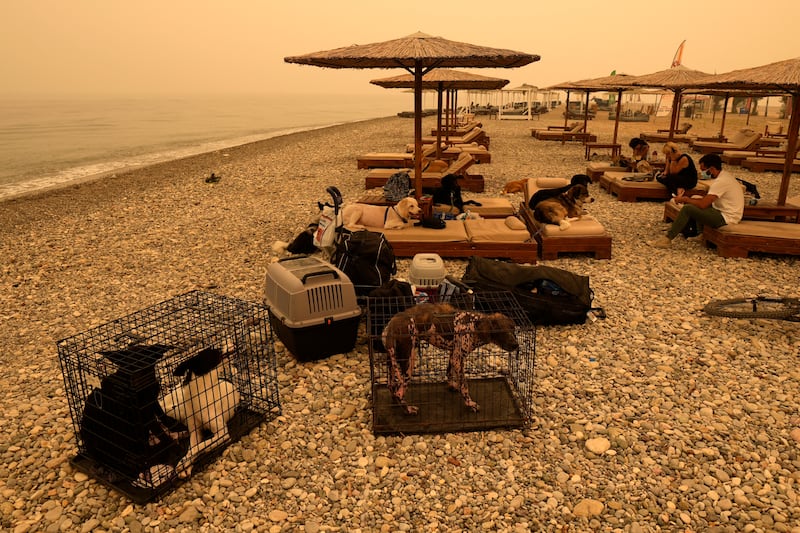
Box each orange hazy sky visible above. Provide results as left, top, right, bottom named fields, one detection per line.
left=2, top=0, right=798, bottom=96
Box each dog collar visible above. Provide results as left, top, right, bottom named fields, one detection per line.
left=385, top=205, right=408, bottom=224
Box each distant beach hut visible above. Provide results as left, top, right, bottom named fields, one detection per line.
left=684, top=56, right=800, bottom=206
left=285, top=32, right=539, bottom=197
left=370, top=69, right=509, bottom=158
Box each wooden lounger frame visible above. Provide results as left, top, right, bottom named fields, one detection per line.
left=519, top=204, right=612, bottom=260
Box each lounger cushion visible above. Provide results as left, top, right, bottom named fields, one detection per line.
left=715, top=221, right=800, bottom=239
left=465, top=218, right=530, bottom=243
left=467, top=197, right=515, bottom=217
left=378, top=221, right=469, bottom=242
left=537, top=215, right=606, bottom=236
left=504, top=216, right=527, bottom=230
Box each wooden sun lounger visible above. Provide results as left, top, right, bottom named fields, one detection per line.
left=357, top=143, right=490, bottom=169
left=419, top=127, right=490, bottom=149
left=741, top=157, right=800, bottom=172
left=356, top=190, right=515, bottom=219
left=353, top=218, right=538, bottom=263
left=598, top=172, right=710, bottom=203
left=663, top=198, right=800, bottom=224
left=691, top=129, right=762, bottom=155
left=701, top=221, right=800, bottom=258
left=522, top=177, right=612, bottom=260
left=586, top=161, right=665, bottom=181
left=364, top=152, right=484, bottom=192
left=720, top=148, right=788, bottom=166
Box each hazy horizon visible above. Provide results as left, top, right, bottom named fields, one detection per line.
left=2, top=1, right=798, bottom=97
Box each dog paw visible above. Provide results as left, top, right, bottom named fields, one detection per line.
left=271, top=240, right=289, bottom=255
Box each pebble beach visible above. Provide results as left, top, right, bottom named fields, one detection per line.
left=1, top=108, right=798, bottom=532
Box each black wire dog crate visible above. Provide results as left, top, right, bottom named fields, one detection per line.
left=56, top=291, right=281, bottom=504
left=367, top=291, right=535, bottom=435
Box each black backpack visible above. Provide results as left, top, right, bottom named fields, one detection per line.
left=332, top=230, right=397, bottom=296
left=461, top=256, right=602, bottom=325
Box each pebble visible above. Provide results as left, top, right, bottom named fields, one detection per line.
left=1, top=115, right=798, bottom=532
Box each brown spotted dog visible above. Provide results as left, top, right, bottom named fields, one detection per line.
left=381, top=303, right=519, bottom=415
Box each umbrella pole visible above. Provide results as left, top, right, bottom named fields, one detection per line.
left=669, top=90, right=683, bottom=141
left=564, top=90, right=570, bottom=128
left=582, top=91, right=590, bottom=137
left=777, top=93, right=799, bottom=206
left=435, top=85, right=443, bottom=159
left=612, top=89, right=622, bottom=145
left=719, top=94, right=730, bottom=138
left=414, top=62, right=423, bottom=200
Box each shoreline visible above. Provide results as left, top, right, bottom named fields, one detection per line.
left=1, top=111, right=798, bottom=531
left=0, top=116, right=395, bottom=204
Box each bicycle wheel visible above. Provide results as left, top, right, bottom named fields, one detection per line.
left=703, top=297, right=800, bottom=320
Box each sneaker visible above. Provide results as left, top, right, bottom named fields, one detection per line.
left=648, top=236, right=672, bottom=248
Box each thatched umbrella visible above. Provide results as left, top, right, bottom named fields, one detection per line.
left=684, top=56, right=800, bottom=205
left=285, top=32, right=539, bottom=197
left=614, top=65, right=711, bottom=140
left=544, top=81, right=592, bottom=141
left=370, top=69, right=509, bottom=158
left=571, top=73, right=636, bottom=146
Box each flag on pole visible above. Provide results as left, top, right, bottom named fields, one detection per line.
left=671, top=40, right=686, bottom=67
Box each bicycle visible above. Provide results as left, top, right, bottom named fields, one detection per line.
left=703, top=296, right=800, bottom=321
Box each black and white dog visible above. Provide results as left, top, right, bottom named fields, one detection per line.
left=161, top=347, right=241, bottom=478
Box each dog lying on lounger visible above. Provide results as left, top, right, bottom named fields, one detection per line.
left=533, top=183, right=594, bottom=231
left=381, top=303, right=519, bottom=415
left=341, top=197, right=421, bottom=230
left=527, top=174, right=592, bottom=211
left=432, top=174, right=482, bottom=215
left=161, top=347, right=240, bottom=479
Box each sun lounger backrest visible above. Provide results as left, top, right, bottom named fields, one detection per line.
left=459, top=128, right=482, bottom=143
left=729, top=128, right=757, bottom=146
left=445, top=152, right=475, bottom=175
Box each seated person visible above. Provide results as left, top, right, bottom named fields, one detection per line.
left=657, top=142, right=697, bottom=196
left=432, top=174, right=481, bottom=215
left=648, top=154, right=744, bottom=248
left=617, top=138, right=652, bottom=172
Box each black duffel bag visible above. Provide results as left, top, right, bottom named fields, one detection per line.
left=461, top=256, right=602, bottom=325
left=331, top=229, right=397, bottom=296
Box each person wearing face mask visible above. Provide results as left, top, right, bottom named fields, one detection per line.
left=648, top=153, right=744, bottom=248
left=658, top=141, right=697, bottom=197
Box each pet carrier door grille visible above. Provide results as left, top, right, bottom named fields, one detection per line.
left=306, top=285, right=345, bottom=314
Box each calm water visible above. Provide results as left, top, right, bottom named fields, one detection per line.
left=0, top=92, right=409, bottom=199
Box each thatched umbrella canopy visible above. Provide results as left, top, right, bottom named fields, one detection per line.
left=684, top=57, right=800, bottom=205
left=614, top=65, right=711, bottom=139
left=285, top=32, right=539, bottom=197
left=370, top=69, right=509, bottom=158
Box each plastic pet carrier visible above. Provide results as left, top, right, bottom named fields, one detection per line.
left=408, top=253, right=446, bottom=294
left=56, top=291, right=281, bottom=504
left=265, top=255, right=361, bottom=361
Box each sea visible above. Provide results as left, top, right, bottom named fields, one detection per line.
left=0, top=92, right=412, bottom=200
